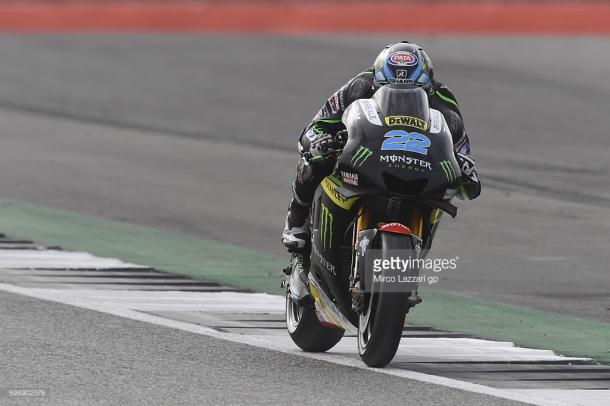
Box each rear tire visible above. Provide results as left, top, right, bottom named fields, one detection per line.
left=286, top=292, right=344, bottom=352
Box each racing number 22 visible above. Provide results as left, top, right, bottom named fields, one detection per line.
left=381, top=130, right=431, bottom=155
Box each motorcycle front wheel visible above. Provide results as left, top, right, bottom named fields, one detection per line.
left=357, top=232, right=411, bottom=367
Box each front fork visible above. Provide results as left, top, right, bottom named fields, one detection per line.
left=350, top=202, right=426, bottom=312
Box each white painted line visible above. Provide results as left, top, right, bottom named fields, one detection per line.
left=509, top=390, right=610, bottom=406
left=0, top=250, right=147, bottom=269
left=22, top=289, right=285, bottom=313
left=0, top=282, right=597, bottom=406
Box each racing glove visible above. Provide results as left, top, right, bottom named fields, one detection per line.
left=456, top=152, right=478, bottom=183
left=309, top=133, right=336, bottom=158
left=454, top=152, right=481, bottom=200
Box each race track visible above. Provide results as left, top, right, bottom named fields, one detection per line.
left=0, top=35, right=608, bottom=320
left=0, top=34, right=608, bottom=404
left=1, top=236, right=608, bottom=405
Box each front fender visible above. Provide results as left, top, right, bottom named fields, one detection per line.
left=355, top=224, right=422, bottom=294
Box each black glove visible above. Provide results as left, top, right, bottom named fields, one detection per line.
left=309, top=133, right=336, bottom=159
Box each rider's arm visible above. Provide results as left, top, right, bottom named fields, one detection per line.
left=433, top=83, right=481, bottom=200
left=300, top=69, right=376, bottom=153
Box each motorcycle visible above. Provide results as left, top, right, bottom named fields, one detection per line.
left=283, top=83, right=462, bottom=367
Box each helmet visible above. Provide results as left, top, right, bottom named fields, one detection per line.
left=373, top=41, right=434, bottom=88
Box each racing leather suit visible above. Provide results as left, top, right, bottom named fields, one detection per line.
left=285, top=68, right=481, bottom=250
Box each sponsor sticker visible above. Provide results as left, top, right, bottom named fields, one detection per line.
left=340, top=171, right=359, bottom=186
left=430, top=109, right=444, bottom=134
left=358, top=99, right=382, bottom=126
left=329, top=93, right=341, bottom=114
left=351, top=146, right=373, bottom=167
left=304, top=129, right=317, bottom=141
left=394, top=70, right=417, bottom=84
left=439, top=160, right=457, bottom=182
left=385, top=115, right=428, bottom=131
left=380, top=222, right=413, bottom=235
left=380, top=154, right=432, bottom=171
left=358, top=235, right=370, bottom=255
left=388, top=51, right=418, bottom=67
left=320, top=203, right=334, bottom=250
left=312, top=244, right=336, bottom=275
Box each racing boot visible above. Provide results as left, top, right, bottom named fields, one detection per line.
left=288, top=251, right=313, bottom=305
left=281, top=192, right=311, bottom=252
left=282, top=188, right=313, bottom=304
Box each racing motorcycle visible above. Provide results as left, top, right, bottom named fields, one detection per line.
left=283, top=83, right=462, bottom=368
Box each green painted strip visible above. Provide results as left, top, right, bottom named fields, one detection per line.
left=318, top=119, right=342, bottom=124
left=435, top=90, right=459, bottom=107
left=0, top=200, right=283, bottom=294
left=0, top=199, right=608, bottom=364
left=411, top=290, right=610, bottom=365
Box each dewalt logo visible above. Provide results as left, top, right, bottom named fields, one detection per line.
left=351, top=146, right=373, bottom=167
left=320, top=203, right=333, bottom=250
left=385, top=115, right=428, bottom=131
left=439, top=160, right=456, bottom=182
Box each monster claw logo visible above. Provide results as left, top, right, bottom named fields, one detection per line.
left=351, top=146, right=373, bottom=167
left=439, top=160, right=456, bottom=182
left=320, top=203, right=333, bottom=250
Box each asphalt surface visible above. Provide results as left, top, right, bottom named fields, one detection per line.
left=0, top=35, right=607, bottom=321
left=0, top=234, right=607, bottom=405
left=0, top=290, right=530, bottom=406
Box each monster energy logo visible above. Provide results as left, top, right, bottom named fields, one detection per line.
left=439, top=160, right=456, bottom=182
left=351, top=146, right=373, bottom=167
left=320, top=203, right=333, bottom=250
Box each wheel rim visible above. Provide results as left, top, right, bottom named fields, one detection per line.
left=286, top=292, right=304, bottom=334
left=358, top=292, right=376, bottom=354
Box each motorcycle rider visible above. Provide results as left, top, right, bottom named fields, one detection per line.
left=282, top=42, right=481, bottom=300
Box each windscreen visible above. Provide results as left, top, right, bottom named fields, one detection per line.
left=371, top=83, right=429, bottom=123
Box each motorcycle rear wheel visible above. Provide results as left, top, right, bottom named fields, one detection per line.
left=286, top=292, right=344, bottom=352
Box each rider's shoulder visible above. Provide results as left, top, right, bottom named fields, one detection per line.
left=344, top=68, right=376, bottom=100
left=431, top=80, right=459, bottom=108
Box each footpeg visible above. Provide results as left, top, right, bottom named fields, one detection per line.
left=407, top=292, right=422, bottom=310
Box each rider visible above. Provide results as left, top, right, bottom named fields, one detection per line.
left=282, top=42, right=481, bottom=298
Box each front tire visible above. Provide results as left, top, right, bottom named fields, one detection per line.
left=357, top=291, right=409, bottom=367
left=286, top=292, right=344, bottom=352
left=357, top=233, right=412, bottom=367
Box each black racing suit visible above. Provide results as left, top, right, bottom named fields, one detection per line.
left=288, top=68, right=481, bottom=226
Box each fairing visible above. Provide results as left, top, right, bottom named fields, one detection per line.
left=340, top=83, right=460, bottom=199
